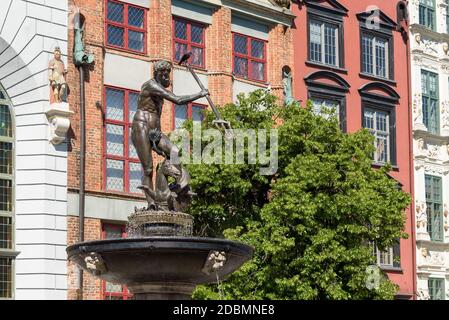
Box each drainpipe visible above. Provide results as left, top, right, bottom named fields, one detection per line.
left=73, top=11, right=94, bottom=300
left=400, top=1, right=417, bottom=300
left=78, top=64, right=86, bottom=300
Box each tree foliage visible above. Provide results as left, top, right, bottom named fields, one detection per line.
left=180, top=90, right=410, bottom=300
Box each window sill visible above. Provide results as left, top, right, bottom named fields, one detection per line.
left=372, top=163, right=399, bottom=172
left=174, top=64, right=208, bottom=74
left=232, top=75, right=269, bottom=87
left=359, top=73, right=397, bottom=86
left=305, top=61, right=348, bottom=74
left=380, top=266, right=403, bottom=273
left=105, top=44, right=148, bottom=58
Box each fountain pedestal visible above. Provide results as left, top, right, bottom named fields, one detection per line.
left=67, top=210, right=253, bottom=300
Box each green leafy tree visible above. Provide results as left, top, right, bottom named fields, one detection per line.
left=179, top=90, right=410, bottom=300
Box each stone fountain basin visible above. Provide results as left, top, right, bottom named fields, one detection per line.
left=67, top=237, right=253, bottom=298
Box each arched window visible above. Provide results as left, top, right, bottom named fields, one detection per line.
left=0, top=84, right=14, bottom=299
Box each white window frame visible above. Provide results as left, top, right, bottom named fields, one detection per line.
left=309, top=19, right=339, bottom=67
left=362, top=34, right=389, bottom=79
left=364, top=108, right=391, bottom=164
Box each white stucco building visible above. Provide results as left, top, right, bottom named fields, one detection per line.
left=410, top=0, right=449, bottom=300
left=0, top=0, right=70, bottom=300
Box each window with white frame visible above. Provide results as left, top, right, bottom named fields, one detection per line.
left=309, top=19, right=339, bottom=67
left=428, top=278, right=445, bottom=300
left=361, top=34, right=389, bottom=79
left=425, top=175, right=444, bottom=242
left=311, top=98, right=340, bottom=120
left=372, top=243, right=394, bottom=267
left=363, top=108, right=391, bottom=164
left=0, top=85, right=14, bottom=299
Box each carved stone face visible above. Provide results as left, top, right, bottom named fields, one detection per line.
left=418, top=138, right=425, bottom=150
left=444, top=43, right=449, bottom=54
left=54, top=50, right=61, bottom=61
left=156, top=69, right=171, bottom=88
left=415, top=33, right=421, bottom=44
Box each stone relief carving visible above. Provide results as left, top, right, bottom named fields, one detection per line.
left=84, top=252, right=108, bottom=276
left=202, top=251, right=227, bottom=275
left=417, top=288, right=430, bottom=300
left=442, top=101, right=449, bottom=134
left=424, top=164, right=449, bottom=175
left=416, top=201, right=427, bottom=231
left=423, top=39, right=439, bottom=56
left=428, top=145, right=440, bottom=159
left=416, top=138, right=426, bottom=157
left=413, top=93, right=426, bottom=130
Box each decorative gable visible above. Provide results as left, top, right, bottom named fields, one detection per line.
left=304, top=0, right=348, bottom=15
left=357, top=9, right=397, bottom=31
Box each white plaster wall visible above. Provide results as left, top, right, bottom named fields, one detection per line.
left=0, top=0, right=69, bottom=300
left=232, top=80, right=265, bottom=103
left=173, top=68, right=209, bottom=105
left=104, top=53, right=151, bottom=91
left=410, top=0, right=449, bottom=300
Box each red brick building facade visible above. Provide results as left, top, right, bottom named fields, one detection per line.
left=66, top=0, right=294, bottom=300
left=290, top=0, right=415, bottom=299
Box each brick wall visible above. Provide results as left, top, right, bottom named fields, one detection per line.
left=67, top=216, right=102, bottom=300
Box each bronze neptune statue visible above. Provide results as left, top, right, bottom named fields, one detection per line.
left=131, top=60, right=208, bottom=211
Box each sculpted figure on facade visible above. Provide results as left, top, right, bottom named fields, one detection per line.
left=48, top=47, right=67, bottom=103
left=413, top=93, right=425, bottom=128
left=442, top=101, right=449, bottom=133
left=416, top=201, right=427, bottom=231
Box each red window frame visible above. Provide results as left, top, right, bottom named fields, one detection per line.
left=101, top=223, right=132, bottom=300
left=103, top=85, right=141, bottom=195
left=232, top=32, right=267, bottom=83
left=173, top=17, right=206, bottom=69
left=105, top=0, right=148, bottom=54
left=172, top=102, right=207, bottom=130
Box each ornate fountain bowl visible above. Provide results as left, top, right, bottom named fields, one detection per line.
left=67, top=237, right=253, bottom=300
left=127, top=209, right=194, bottom=237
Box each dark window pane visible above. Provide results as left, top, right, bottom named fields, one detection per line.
left=0, top=179, right=12, bottom=212
left=191, top=25, right=204, bottom=44
left=0, top=105, right=12, bottom=137
left=192, top=105, right=203, bottom=124
left=106, top=124, right=124, bottom=156
left=0, top=142, right=12, bottom=175
left=174, top=20, right=187, bottom=40
left=128, top=30, right=144, bottom=52
left=128, top=7, right=144, bottom=28
left=107, top=25, right=124, bottom=47
left=234, top=56, right=248, bottom=78
left=0, top=257, right=12, bottom=298
left=106, top=159, right=124, bottom=191
left=191, top=46, right=204, bottom=67
left=0, top=216, right=12, bottom=249
left=175, top=105, right=188, bottom=129
left=129, top=93, right=139, bottom=123
left=175, top=42, right=188, bottom=62
left=234, top=35, right=247, bottom=55
left=251, top=40, right=264, bottom=59
left=251, top=61, right=265, bottom=81
left=106, top=88, right=124, bottom=121
left=129, top=162, right=142, bottom=194
left=107, top=1, right=124, bottom=23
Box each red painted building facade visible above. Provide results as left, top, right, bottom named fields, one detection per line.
left=290, top=0, right=416, bottom=299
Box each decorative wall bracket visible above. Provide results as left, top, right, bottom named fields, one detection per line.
left=45, top=102, right=74, bottom=145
